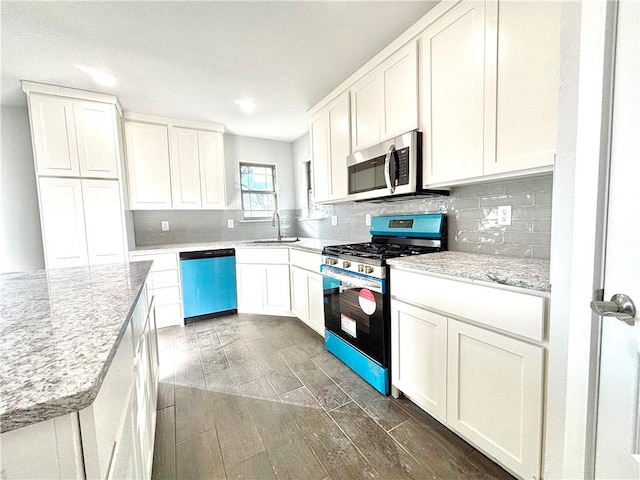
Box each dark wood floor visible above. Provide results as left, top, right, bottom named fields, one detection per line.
left=151, top=313, right=514, bottom=480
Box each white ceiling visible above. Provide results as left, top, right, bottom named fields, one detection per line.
left=1, top=1, right=437, bottom=142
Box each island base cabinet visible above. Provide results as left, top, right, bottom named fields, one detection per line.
left=447, top=320, right=544, bottom=479
left=390, top=300, right=447, bottom=423
left=0, top=413, right=84, bottom=479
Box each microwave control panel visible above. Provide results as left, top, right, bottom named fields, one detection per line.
left=395, top=147, right=410, bottom=186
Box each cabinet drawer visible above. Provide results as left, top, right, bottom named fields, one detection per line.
left=290, top=249, right=322, bottom=273
left=149, top=269, right=179, bottom=289
left=130, top=252, right=178, bottom=271
left=391, top=269, right=546, bottom=342
left=151, top=285, right=181, bottom=306
left=236, top=247, right=289, bottom=264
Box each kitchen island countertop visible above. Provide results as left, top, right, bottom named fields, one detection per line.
left=387, top=251, right=551, bottom=293
left=0, top=261, right=152, bottom=433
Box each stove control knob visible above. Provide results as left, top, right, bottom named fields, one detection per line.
left=325, top=258, right=338, bottom=266
left=342, top=261, right=351, bottom=268
left=357, top=264, right=364, bottom=273
left=364, top=266, right=374, bottom=274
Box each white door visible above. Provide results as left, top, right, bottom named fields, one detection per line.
left=38, top=177, right=88, bottom=268
left=82, top=179, right=126, bottom=265
left=594, top=2, right=640, bottom=477
left=170, top=127, right=202, bottom=209
left=310, top=111, right=330, bottom=203
left=382, top=41, right=418, bottom=139
left=307, top=273, right=325, bottom=336
left=74, top=100, right=119, bottom=178
left=199, top=130, right=226, bottom=208
left=327, top=93, right=350, bottom=201
left=351, top=73, right=382, bottom=151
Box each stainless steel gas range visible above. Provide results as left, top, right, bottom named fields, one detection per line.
left=320, top=213, right=447, bottom=395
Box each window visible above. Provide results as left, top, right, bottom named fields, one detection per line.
left=239, top=162, right=278, bottom=220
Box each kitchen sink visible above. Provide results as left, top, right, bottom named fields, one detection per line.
left=250, top=237, right=300, bottom=244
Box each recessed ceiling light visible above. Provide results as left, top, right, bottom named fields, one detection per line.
left=234, top=98, right=256, bottom=114
left=76, top=65, right=117, bottom=87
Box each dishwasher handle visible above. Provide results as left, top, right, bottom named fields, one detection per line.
left=179, top=248, right=235, bottom=260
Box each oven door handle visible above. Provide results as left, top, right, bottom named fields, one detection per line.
left=321, top=265, right=384, bottom=293
left=384, top=144, right=396, bottom=194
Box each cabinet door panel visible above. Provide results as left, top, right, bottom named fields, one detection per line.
left=29, top=94, right=79, bottom=176
left=74, top=101, right=119, bottom=178
left=199, top=130, right=226, bottom=208
left=125, top=121, right=172, bottom=209
left=307, top=273, right=325, bottom=337
left=351, top=74, right=383, bottom=151
left=82, top=179, right=126, bottom=265
left=236, top=264, right=265, bottom=312
left=265, top=264, right=291, bottom=311
left=328, top=95, right=350, bottom=201
left=391, top=301, right=447, bottom=422
left=383, top=42, right=419, bottom=138
left=311, top=112, right=330, bottom=203
left=447, top=320, right=543, bottom=479
left=484, top=1, right=560, bottom=174
left=290, top=266, right=308, bottom=321
left=421, top=1, right=485, bottom=186
left=38, top=177, right=88, bottom=268
left=170, top=127, right=201, bottom=209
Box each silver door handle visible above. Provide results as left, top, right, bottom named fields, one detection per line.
left=590, top=294, right=636, bottom=326
left=384, top=144, right=396, bottom=194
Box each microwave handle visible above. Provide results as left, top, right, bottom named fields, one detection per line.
left=384, top=144, right=396, bottom=194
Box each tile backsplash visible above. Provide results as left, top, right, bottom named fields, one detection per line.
left=297, top=174, right=553, bottom=260
left=132, top=174, right=552, bottom=260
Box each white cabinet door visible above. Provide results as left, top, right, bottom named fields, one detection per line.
left=265, top=264, right=291, bottom=312
left=382, top=41, right=419, bottom=139
left=29, top=94, right=79, bottom=177
left=447, top=320, right=543, bottom=479
left=420, top=0, right=486, bottom=186
left=351, top=74, right=383, bottom=151
left=170, top=127, right=201, bottom=209
left=484, top=0, right=560, bottom=175
left=38, top=177, right=88, bottom=268
left=390, top=300, right=447, bottom=422
left=327, top=93, right=350, bottom=201
left=74, top=100, right=119, bottom=178
left=82, top=179, right=126, bottom=265
left=236, top=264, right=266, bottom=312
left=124, top=121, right=172, bottom=209
left=198, top=130, right=226, bottom=209
left=310, top=111, right=330, bottom=203
left=290, top=265, right=308, bottom=321
left=307, top=272, right=325, bottom=337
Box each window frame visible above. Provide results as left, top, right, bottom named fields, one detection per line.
left=239, top=162, right=278, bottom=221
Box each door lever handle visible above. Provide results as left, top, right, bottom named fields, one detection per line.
left=590, top=294, right=636, bottom=326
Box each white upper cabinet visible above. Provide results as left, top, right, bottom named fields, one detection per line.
left=351, top=41, right=418, bottom=152
left=124, top=114, right=226, bottom=210
left=310, top=91, right=350, bottom=204
left=198, top=130, right=226, bottom=209
left=29, top=94, right=80, bottom=177
left=170, top=127, right=226, bottom=209
left=124, top=121, right=173, bottom=210
left=73, top=100, right=120, bottom=178
left=420, top=1, right=486, bottom=185
left=421, top=0, right=560, bottom=187
left=28, top=93, right=120, bottom=179
left=484, top=0, right=561, bottom=175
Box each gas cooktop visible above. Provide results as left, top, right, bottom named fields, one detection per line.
left=323, top=241, right=441, bottom=263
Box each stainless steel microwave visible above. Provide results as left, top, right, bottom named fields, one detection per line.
left=346, top=131, right=448, bottom=201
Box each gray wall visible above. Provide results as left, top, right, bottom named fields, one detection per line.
left=0, top=106, right=45, bottom=273
left=132, top=133, right=297, bottom=246
left=296, top=174, right=553, bottom=260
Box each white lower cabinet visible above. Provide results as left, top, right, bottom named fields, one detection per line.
left=290, top=265, right=324, bottom=336
left=236, top=248, right=291, bottom=315
left=447, top=320, right=543, bottom=479
left=390, top=301, right=447, bottom=422
left=390, top=268, right=547, bottom=480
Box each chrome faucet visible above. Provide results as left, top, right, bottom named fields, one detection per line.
left=272, top=211, right=282, bottom=241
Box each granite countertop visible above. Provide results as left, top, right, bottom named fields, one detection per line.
left=0, top=261, right=152, bottom=433
left=387, top=251, right=551, bottom=293
left=129, top=237, right=347, bottom=255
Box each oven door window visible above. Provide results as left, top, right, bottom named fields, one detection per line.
left=323, top=273, right=386, bottom=365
